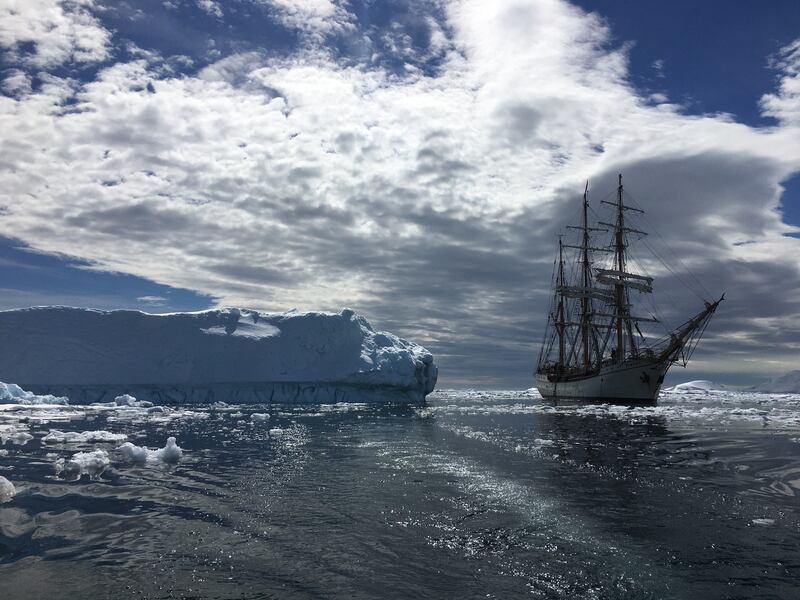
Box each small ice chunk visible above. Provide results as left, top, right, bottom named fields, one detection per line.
left=7, top=432, right=33, bottom=445
left=0, top=449, right=8, bottom=457
left=114, top=394, right=153, bottom=408
left=43, top=429, right=127, bottom=444
left=268, top=428, right=284, bottom=436
left=752, top=518, right=775, bottom=526
left=118, top=442, right=149, bottom=463
left=156, top=437, right=183, bottom=463
left=114, top=394, right=137, bottom=406
left=0, top=476, right=15, bottom=502
left=251, top=413, right=270, bottom=421
left=116, top=437, right=183, bottom=464
left=57, top=449, right=110, bottom=479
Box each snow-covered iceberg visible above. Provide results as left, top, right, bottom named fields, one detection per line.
left=0, top=306, right=438, bottom=404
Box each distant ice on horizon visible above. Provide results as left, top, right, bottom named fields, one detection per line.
left=0, top=381, right=68, bottom=406
left=750, top=370, right=800, bottom=394
left=663, top=380, right=730, bottom=394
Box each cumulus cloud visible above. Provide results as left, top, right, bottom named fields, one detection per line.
left=0, top=0, right=111, bottom=68
left=0, top=0, right=799, bottom=385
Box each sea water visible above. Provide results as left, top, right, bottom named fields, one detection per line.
left=1, top=388, right=799, bottom=599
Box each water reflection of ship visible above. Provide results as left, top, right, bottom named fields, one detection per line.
left=535, top=175, right=723, bottom=404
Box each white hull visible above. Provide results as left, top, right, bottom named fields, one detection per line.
left=536, top=359, right=671, bottom=403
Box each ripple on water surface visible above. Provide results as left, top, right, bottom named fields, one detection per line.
left=1, top=390, right=800, bottom=598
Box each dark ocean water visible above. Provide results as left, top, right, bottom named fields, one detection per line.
left=1, top=389, right=800, bottom=599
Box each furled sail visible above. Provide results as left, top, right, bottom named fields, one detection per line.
left=593, top=268, right=653, bottom=293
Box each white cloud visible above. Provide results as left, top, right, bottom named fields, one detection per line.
left=1, top=0, right=799, bottom=383
left=2, top=69, right=32, bottom=96
left=196, top=0, right=223, bottom=18
left=137, top=295, right=167, bottom=304
left=255, top=0, right=355, bottom=40
left=761, top=38, right=800, bottom=127
left=0, top=0, right=111, bottom=68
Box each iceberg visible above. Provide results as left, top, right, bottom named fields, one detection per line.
left=0, top=306, right=438, bottom=404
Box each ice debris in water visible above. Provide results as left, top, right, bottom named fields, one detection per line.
left=43, top=429, right=128, bottom=444
left=0, top=476, right=15, bottom=503
left=752, top=518, right=775, bottom=526
left=56, top=449, right=110, bottom=479
left=251, top=413, right=270, bottom=421
left=117, top=437, right=183, bottom=464
left=0, top=381, right=68, bottom=405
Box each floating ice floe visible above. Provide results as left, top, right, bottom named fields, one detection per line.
left=43, top=429, right=128, bottom=444
left=251, top=413, right=270, bottom=421
left=0, top=307, right=437, bottom=404
left=0, top=424, right=33, bottom=446
left=0, top=381, right=68, bottom=406
left=117, top=437, right=183, bottom=464
left=0, top=476, right=14, bottom=502
left=56, top=449, right=110, bottom=479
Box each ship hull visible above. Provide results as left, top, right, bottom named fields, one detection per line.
left=535, top=358, right=671, bottom=403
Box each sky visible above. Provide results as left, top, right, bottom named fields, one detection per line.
left=0, top=0, right=799, bottom=388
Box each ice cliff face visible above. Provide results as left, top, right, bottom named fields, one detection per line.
left=0, top=307, right=438, bottom=403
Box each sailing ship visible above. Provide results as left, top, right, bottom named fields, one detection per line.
left=535, top=174, right=723, bottom=404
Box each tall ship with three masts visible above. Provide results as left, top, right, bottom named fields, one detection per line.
left=535, top=175, right=723, bottom=403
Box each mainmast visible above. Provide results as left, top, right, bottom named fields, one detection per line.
left=557, top=237, right=566, bottom=368
left=581, top=182, right=591, bottom=370
left=614, top=174, right=625, bottom=363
